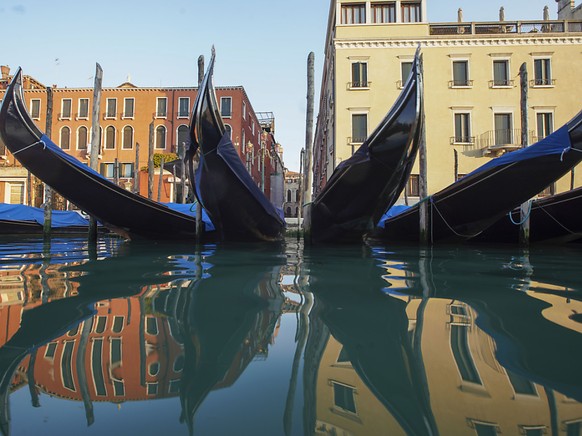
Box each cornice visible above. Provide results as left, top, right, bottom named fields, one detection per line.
left=335, top=36, right=582, bottom=49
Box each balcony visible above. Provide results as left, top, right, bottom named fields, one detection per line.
left=477, top=129, right=534, bottom=157
left=430, top=19, right=582, bottom=36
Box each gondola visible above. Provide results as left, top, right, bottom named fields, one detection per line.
left=0, top=69, right=214, bottom=241
left=187, top=48, right=285, bottom=242
left=305, top=49, right=423, bottom=244
left=469, top=185, right=582, bottom=244
left=370, top=109, right=582, bottom=243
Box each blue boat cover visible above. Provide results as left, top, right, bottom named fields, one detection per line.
left=377, top=204, right=411, bottom=228
left=163, top=203, right=215, bottom=231
left=0, top=202, right=90, bottom=227
left=465, top=125, right=572, bottom=177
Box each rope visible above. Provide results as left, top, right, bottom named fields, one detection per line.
left=561, top=146, right=582, bottom=161
left=538, top=204, right=578, bottom=234
left=430, top=197, right=484, bottom=239
left=508, top=200, right=532, bottom=225
left=11, top=139, right=46, bottom=155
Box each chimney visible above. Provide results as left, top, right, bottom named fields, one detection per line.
left=1, top=65, right=10, bottom=80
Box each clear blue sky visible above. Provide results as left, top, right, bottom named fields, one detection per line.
left=1, top=0, right=560, bottom=171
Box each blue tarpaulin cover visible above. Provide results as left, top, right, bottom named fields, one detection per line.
left=377, top=204, right=411, bottom=228
left=0, top=203, right=90, bottom=227
left=163, top=203, right=215, bottom=231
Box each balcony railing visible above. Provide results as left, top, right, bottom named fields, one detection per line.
left=347, top=81, right=371, bottom=90
left=489, top=79, right=515, bottom=88
left=450, top=136, right=475, bottom=145
left=449, top=79, right=473, bottom=88
left=530, top=78, right=556, bottom=87
left=430, top=19, right=581, bottom=36
left=347, top=136, right=367, bottom=145
left=477, top=129, right=535, bottom=156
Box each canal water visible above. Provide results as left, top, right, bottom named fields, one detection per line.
left=0, top=236, right=581, bottom=436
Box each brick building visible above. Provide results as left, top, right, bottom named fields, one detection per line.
left=0, top=66, right=284, bottom=209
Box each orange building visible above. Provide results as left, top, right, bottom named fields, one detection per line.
left=0, top=65, right=283, bottom=209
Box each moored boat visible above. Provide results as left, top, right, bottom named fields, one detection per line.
left=187, top=48, right=285, bottom=242
left=0, top=69, right=213, bottom=241
left=370, top=109, right=582, bottom=244
left=305, top=49, right=423, bottom=244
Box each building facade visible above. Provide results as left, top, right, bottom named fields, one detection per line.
left=284, top=170, right=301, bottom=218
left=0, top=66, right=283, bottom=209
left=313, top=0, right=582, bottom=204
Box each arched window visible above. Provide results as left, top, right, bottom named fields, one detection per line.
left=60, top=126, right=70, bottom=150
left=105, top=126, right=116, bottom=149
left=225, top=124, right=232, bottom=139
left=287, top=190, right=292, bottom=202
left=177, top=125, right=189, bottom=153
left=122, top=126, right=134, bottom=149
left=155, top=125, right=166, bottom=149
left=295, top=190, right=299, bottom=202
left=77, top=126, right=88, bottom=150
left=286, top=207, right=291, bottom=216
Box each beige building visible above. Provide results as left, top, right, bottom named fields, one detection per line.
left=313, top=0, right=582, bottom=205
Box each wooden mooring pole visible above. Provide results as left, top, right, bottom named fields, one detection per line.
left=417, top=54, right=430, bottom=245
left=88, top=63, right=103, bottom=242
left=43, top=87, right=54, bottom=240
left=148, top=123, right=154, bottom=199
left=302, top=52, right=315, bottom=242
left=519, top=62, right=530, bottom=246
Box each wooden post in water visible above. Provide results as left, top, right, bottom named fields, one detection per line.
left=302, top=52, right=315, bottom=241
left=195, top=55, right=205, bottom=240
left=43, top=87, right=54, bottom=239
left=418, top=54, right=430, bottom=245
left=148, top=123, right=154, bottom=199
left=157, top=156, right=165, bottom=202
left=88, top=63, right=103, bottom=242
left=134, top=142, right=140, bottom=194
left=519, top=62, right=531, bottom=246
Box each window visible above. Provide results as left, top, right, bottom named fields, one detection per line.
left=242, top=102, right=246, bottom=120
left=534, top=58, right=552, bottom=86
left=156, top=97, right=167, bottom=117
left=147, top=383, right=158, bottom=395
left=494, top=113, right=513, bottom=145
left=8, top=183, right=23, bottom=204
left=178, top=97, right=189, bottom=117
left=100, top=163, right=115, bottom=178
left=506, top=368, right=537, bottom=396
left=332, top=382, right=357, bottom=414
left=177, top=125, right=189, bottom=152
left=341, top=3, right=366, bottom=24
left=146, top=317, right=159, bottom=335
left=104, top=126, right=116, bottom=150
left=450, top=325, right=482, bottom=384
left=492, top=60, right=510, bottom=86
left=372, top=2, right=396, bottom=23
left=112, top=316, right=124, bottom=333
left=155, top=125, right=167, bottom=149
left=61, top=98, right=72, bottom=119
left=401, top=1, right=421, bottom=22
left=474, top=423, right=499, bottom=436
left=220, top=97, right=232, bottom=117
left=149, top=362, right=160, bottom=376
left=110, top=338, right=122, bottom=369
left=106, top=98, right=117, bottom=118
left=565, top=422, right=582, bottom=436
left=351, top=113, right=367, bottom=143
left=452, top=60, right=470, bottom=87
left=406, top=174, right=419, bottom=197
left=62, top=341, right=76, bottom=391
left=122, top=126, right=134, bottom=149
left=536, top=112, right=553, bottom=140
left=120, top=163, right=134, bottom=178
left=401, top=61, right=413, bottom=86
left=224, top=124, right=232, bottom=140
left=287, top=190, right=292, bottom=202
left=60, top=127, right=71, bottom=150
left=91, top=338, right=106, bottom=396
left=123, top=98, right=135, bottom=118
left=454, top=113, right=472, bottom=143
left=78, top=98, right=89, bottom=119
left=351, top=62, right=368, bottom=88
left=77, top=126, right=88, bottom=150
left=94, top=316, right=107, bottom=333
left=30, top=99, right=41, bottom=119
left=42, top=342, right=57, bottom=359
left=173, top=355, right=185, bottom=372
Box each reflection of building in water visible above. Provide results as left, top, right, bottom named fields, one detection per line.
left=311, top=295, right=582, bottom=435
left=0, top=270, right=285, bottom=418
